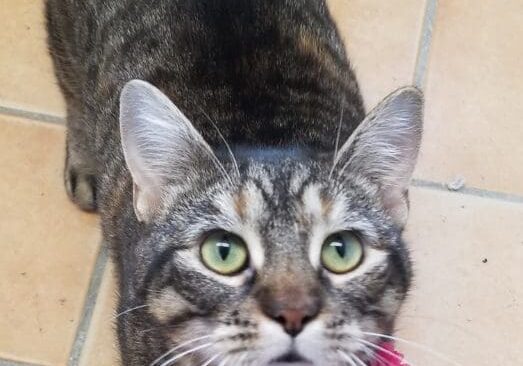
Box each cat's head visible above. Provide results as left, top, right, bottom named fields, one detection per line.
left=118, top=80, right=422, bottom=365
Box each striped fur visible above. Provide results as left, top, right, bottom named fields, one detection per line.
left=46, top=0, right=422, bottom=365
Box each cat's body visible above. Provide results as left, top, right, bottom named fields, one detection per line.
left=46, top=1, right=422, bottom=365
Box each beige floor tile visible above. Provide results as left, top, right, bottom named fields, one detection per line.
left=0, top=115, right=100, bottom=365
left=79, top=263, right=120, bottom=366
left=328, top=0, right=426, bottom=109
left=396, top=187, right=523, bottom=366
left=0, top=0, right=65, bottom=116
left=415, top=0, right=523, bottom=195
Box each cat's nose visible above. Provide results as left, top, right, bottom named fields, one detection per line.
left=255, top=275, right=322, bottom=336
left=256, top=286, right=321, bottom=336
left=274, top=307, right=318, bottom=336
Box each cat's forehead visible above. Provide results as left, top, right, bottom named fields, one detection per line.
left=212, top=161, right=380, bottom=248
left=238, top=157, right=375, bottom=214
left=240, top=158, right=325, bottom=213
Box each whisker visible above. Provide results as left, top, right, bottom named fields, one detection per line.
left=225, top=352, right=243, bottom=366
left=337, top=350, right=358, bottom=366
left=352, top=353, right=368, bottom=366
left=113, top=304, right=148, bottom=319
left=200, top=353, right=222, bottom=366
left=140, top=323, right=181, bottom=335
left=357, top=339, right=412, bottom=366
left=333, top=155, right=352, bottom=183
left=206, top=148, right=235, bottom=188
left=150, top=335, right=213, bottom=366
left=360, top=343, right=389, bottom=366
left=373, top=355, right=389, bottom=366
left=362, top=332, right=463, bottom=366
left=237, top=351, right=249, bottom=366
left=216, top=355, right=229, bottom=366
left=159, top=342, right=214, bottom=366
left=329, top=96, right=345, bottom=180
left=183, top=118, right=235, bottom=188
left=197, top=105, right=241, bottom=180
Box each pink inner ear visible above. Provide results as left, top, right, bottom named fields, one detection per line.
left=371, top=342, right=409, bottom=366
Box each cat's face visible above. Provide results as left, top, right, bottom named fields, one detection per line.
left=118, top=80, right=422, bottom=365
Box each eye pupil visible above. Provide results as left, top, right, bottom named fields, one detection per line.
left=333, top=240, right=346, bottom=258
left=217, top=241, right=230, bottom=260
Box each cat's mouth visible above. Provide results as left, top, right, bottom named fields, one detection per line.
left=270, top=351, right=313, bottom=365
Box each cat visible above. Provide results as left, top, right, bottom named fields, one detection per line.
left=46, top=0, right=423, bottom=365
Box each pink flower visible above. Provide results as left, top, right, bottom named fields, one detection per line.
left=370, top=342, right=408, bottom=366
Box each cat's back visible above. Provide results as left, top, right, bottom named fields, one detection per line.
left=47, top=0, right=364, bottom=150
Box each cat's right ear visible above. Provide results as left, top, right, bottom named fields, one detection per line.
left=333, top=87, right=423, bottom=227
left=119, top=79, right=215, bottom=222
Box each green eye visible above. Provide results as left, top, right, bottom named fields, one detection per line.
left=200, top=232, right=248, bottom=275
left=321, top=231, right=363, bottom=274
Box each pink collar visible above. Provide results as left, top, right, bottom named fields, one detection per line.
left=370, top=342, right=409, bottom=366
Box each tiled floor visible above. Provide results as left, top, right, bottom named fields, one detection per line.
left=1, top=0, right=522, bottom=365
left=0, top=115, right=101, bottom=365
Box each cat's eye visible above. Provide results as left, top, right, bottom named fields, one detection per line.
left=200, top=231, right=249, bottom=275
left=321, top=231, right=363, bottom=274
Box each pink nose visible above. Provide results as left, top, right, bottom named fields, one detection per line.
left=274, top=308, right=316, bottom=336
left=256, top=282, right=322, bottom=337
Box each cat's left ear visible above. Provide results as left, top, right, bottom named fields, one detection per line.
left=119, top=80, right=217, bottom=222
left=334, top=87, right=423, bottom=227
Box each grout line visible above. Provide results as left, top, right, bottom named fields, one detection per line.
left=67, top=242, right=110, bottom=366
left=410, top=1, right=523, bottom=206
left=0, top=359, right=42, bottom=366
left=0, top=105, right=65, bottom=125
left=413, top=0, right=438, bottom=89
left=412, top=178, right=523, bottom=204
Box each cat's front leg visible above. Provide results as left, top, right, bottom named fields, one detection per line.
left=63, top=109, right=98, bottom=212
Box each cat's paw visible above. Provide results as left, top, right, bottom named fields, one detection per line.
left=64, top=164, right=98, bottom=212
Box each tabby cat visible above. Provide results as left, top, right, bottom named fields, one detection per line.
left=46, top=0, right=423, bottom=365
